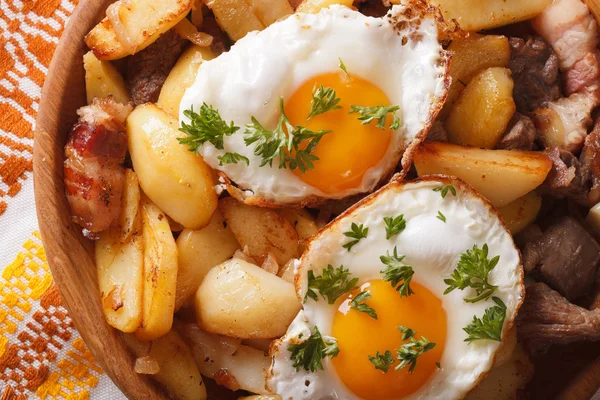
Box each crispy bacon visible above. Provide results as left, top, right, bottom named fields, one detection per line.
left=64, top=97, right=132, bottom=236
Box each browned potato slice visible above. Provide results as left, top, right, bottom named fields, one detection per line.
left=135, top=197, right=178, bottom=341
left=174, top=210, right=239, bottom=311
left=430, top=0, right=552, bottom=31
left=83, top=51, right=129, bottom=104
left=219, top=197, right=299, bottom=265
left=439, top=34, right=510, bottom=119
left=296, top=0, right=354, bottom=13
left=195, top=258, right=301, bottom=339
left=124, top=331, right=206, bottom=400
left=248, top=0, right=293, bottom=26
left=497, top=192, right=542, bottom=235
left=204, top=0, right=265, bottom=41
left=280, top=208, right=319, bottom=252
left=85, top=0, right=193, bottom=60
left=445, top=67, right=516, bottom=149
left=119, top=169, right=141, bottom=243
left=413, top=142, right=552, bottom=207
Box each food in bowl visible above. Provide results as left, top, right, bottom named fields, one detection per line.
left=61, top=0, right=600, bottom=398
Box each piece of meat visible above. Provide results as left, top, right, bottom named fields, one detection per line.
left=496, top=113, right=536, bottom=150
left=515, top=224, right=544, bottom=274
left=356, top=0, right=390, bottom=17
left=426, top=121, right=448, bottom=142
left=517, top=282, right=600, bottom=351
left=579, top=119, right=600, bottom=205
left=516, top=216, right=600, bottom=301
left=64, top=97, right=132, bottom=236
left=126, top=30, right=188, bottom=105
left=201, top=14, right=230, bottom=56
left=508, top=36, right=562, bottom=112
left=541, top=147, right=588, bottom=202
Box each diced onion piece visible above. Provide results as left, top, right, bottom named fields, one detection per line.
left=106, top=0, right=137, bottom=54
left=278, top=259, right=295, bottom=284
left=173, top=18, right=213, bottom=47
left=233, top=246, right=257, bottom=265
left=134, top=356, right=160, bottom=375
left=586, top=202, right=600, bottom=235
left=261, top=253, right=279, bottom=275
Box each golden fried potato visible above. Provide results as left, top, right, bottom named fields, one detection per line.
left=497, top=192, right=542, bottom=235
left=445, top=67, right=516, bottom=149
left=204, top=0, right=265, bottom=41
left=280, top=208, right=319, bottom=252
left=175, top=210, right=239, bottom=311
left=119, top=169, right=141, bottom=243
left=249, top=0, right=293, bottom=26
left=195, top=258, right=301, bottom=339
left=83, top=51, right=129, bottom=104
left=219, top=197, right=299, bottom=265
left=413, top=142, right=552, bottom=207
left=296, top=0, right=354, bottom=13
left=127, top=104, right=218, bottom=229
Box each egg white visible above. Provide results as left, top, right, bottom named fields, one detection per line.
left=268, top=177, right=524, bottom=400
left=180, top=4, right=448, bottom=205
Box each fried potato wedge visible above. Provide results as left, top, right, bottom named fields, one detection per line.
left=204, top=0, right=264, bottom=41
left=296, top=0, right=354, bottom=13
left=430, top=0, right=552, bottom=31
left=127, top=103, right=218, bottom=229
left=175, top=210, right=239, bottom=311
left=83, top=51, right=129, bottom=104
left=96, top=220, right=143, bottom=333
left=249, top=0, right=293, bottom=26
left=497, top=192, right=542, bottom=235
left=135, top=197, right=178, bottom=341
left=119, top=169, right=141, bottom=243
left=446, top=67, right=516, bottom=149
left=195, top=258, right=301, bottom=339
left=413, top=142, right=552, bottom=207
left=157, top=45, right=217, bottom=118
left=219, top=197, right=299, bottom=265
left=176, top=321, right=270, bottom=394
left=124, top=330, right=206, bottom=400
left=85, top=0, right=193, bottom=60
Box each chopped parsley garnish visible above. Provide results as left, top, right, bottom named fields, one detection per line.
left=368, top=350, right=394, bottom=373
left=350, top=291, right=377, bottom=319
left=343, top=223, right=369, bottom=251
left=288, top=326, right=339, bottom=372
left=433, top=184, right=456, bottom=199
left=396, top=336, right=436, bottom=373
left=380, top=247, right=414, bottom=297
left=436, top=211, right=446, bottom=223
left=384, top=214, right=407, bottom=239
left=305, top=265, right=358, bottom=304
left=307, top=85, right=342, bottom=120
left=464, top=296, right=506, bottom=343
left=179, top=103, right=240, bottom=152
left=218, top=152, right=249, bottom=166
left=349, top=105, right=401, bottom=130
left=444, top=243, right=499, bottom=303
left=398, top=326, right=416, bottom=340
left=339, top=57, right=349, bottom=75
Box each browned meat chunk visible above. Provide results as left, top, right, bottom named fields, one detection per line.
left=517, top=217, right=600, bottom=301
left=356, top=0, right=390, bottom=17
left=579, top=120, right=600, bottom=205
left=541, top=147, right=588, bottom=202
left=200, top=15, right=230, bottom=56
left=517, top=282, right=600, bottom=350
left=64, top=97, right=132, bottom=236
left=496, top=113, right=536, bottom=150
left=126, top=30, right=188, bottom=105
left=508, top=36, right=562, bottom=113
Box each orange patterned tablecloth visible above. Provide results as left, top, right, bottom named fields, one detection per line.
left=0, top=1, right=125, bottom=399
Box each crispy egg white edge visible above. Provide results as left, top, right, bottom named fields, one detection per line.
left=180, top=4, right=448, bottom=204
left=267, top=177, right=524, bottom=400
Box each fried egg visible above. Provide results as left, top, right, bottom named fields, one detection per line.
left=267, top=176, right=524, bottom=399
left=180, top=3, right=449, bottom=205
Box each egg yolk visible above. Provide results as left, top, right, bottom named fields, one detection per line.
left=331, top=280, right=447, bottom=400
left=285, top=72, right=392, bottom=194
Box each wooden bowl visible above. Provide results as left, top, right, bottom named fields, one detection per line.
left=33, top=0, right=600, bottom=399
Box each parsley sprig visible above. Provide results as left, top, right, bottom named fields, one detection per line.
left=305, top=265, right=358, bottom=304
left=343, top=223, right=368, bottom=251
left=179, top=104, right=239, bottom=152
left=350, top=291, right=377, bottom=319
left=384, top=214, right=407, bottom=239
left=288, top=326, right=339, bottom=372
left=368, top=350, right=394, bottom=372
left=349, top=105, right=401, bottom=130
left=307, top=85, right=341, bottom=120
left=398, top=326, right=416, bottom=340
left=433, top=184, right=456, bottom=199
left=339, top=57, right=349, bottom=75
left=218, top=152, right=249, bottom=166
left=380, top=247, right=414, bottom=297
left=444, top=244, right=499, bottom=303
left=436, top=211, right=446, bottom=223
left=464, top=297, right=506, bottom=343
left=396, top=335, right=436, bottom=373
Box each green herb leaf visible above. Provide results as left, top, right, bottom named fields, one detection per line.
left=433, top=184, right=457, bottom=199
left=305, top=265, right=359, bottom=304
left=436, top=362, right=441, bottom=369
left=395, top=336, right=436, bottom=373
left=339, top=57, right=349, bottom=75
left=436, top=211, right=446, bottom=223
left=218, top=152, right=249, bottom=166
left=179, top=104, right=240, bottom=152
left=464, top=297, right=506, bottom=343
left=368, top=350, right=394, bottom=373
left=397, top=326, right=416, bottom=340
left=288, top=326, right=339, bottom=372
left=380, top=247, right=414, bottom=297
left=384, top=214, right=407, bottom=240
left=343, top=223, right=369, bottom=251
left=349, top=105, right=401, bottom=130
left=350, top=291, right=377, bottom=319
left=307, top=85, right=342, bottom=120
left=444, top=243, right=499, bottom=303
left=285, top=126, right=331, bottom=173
